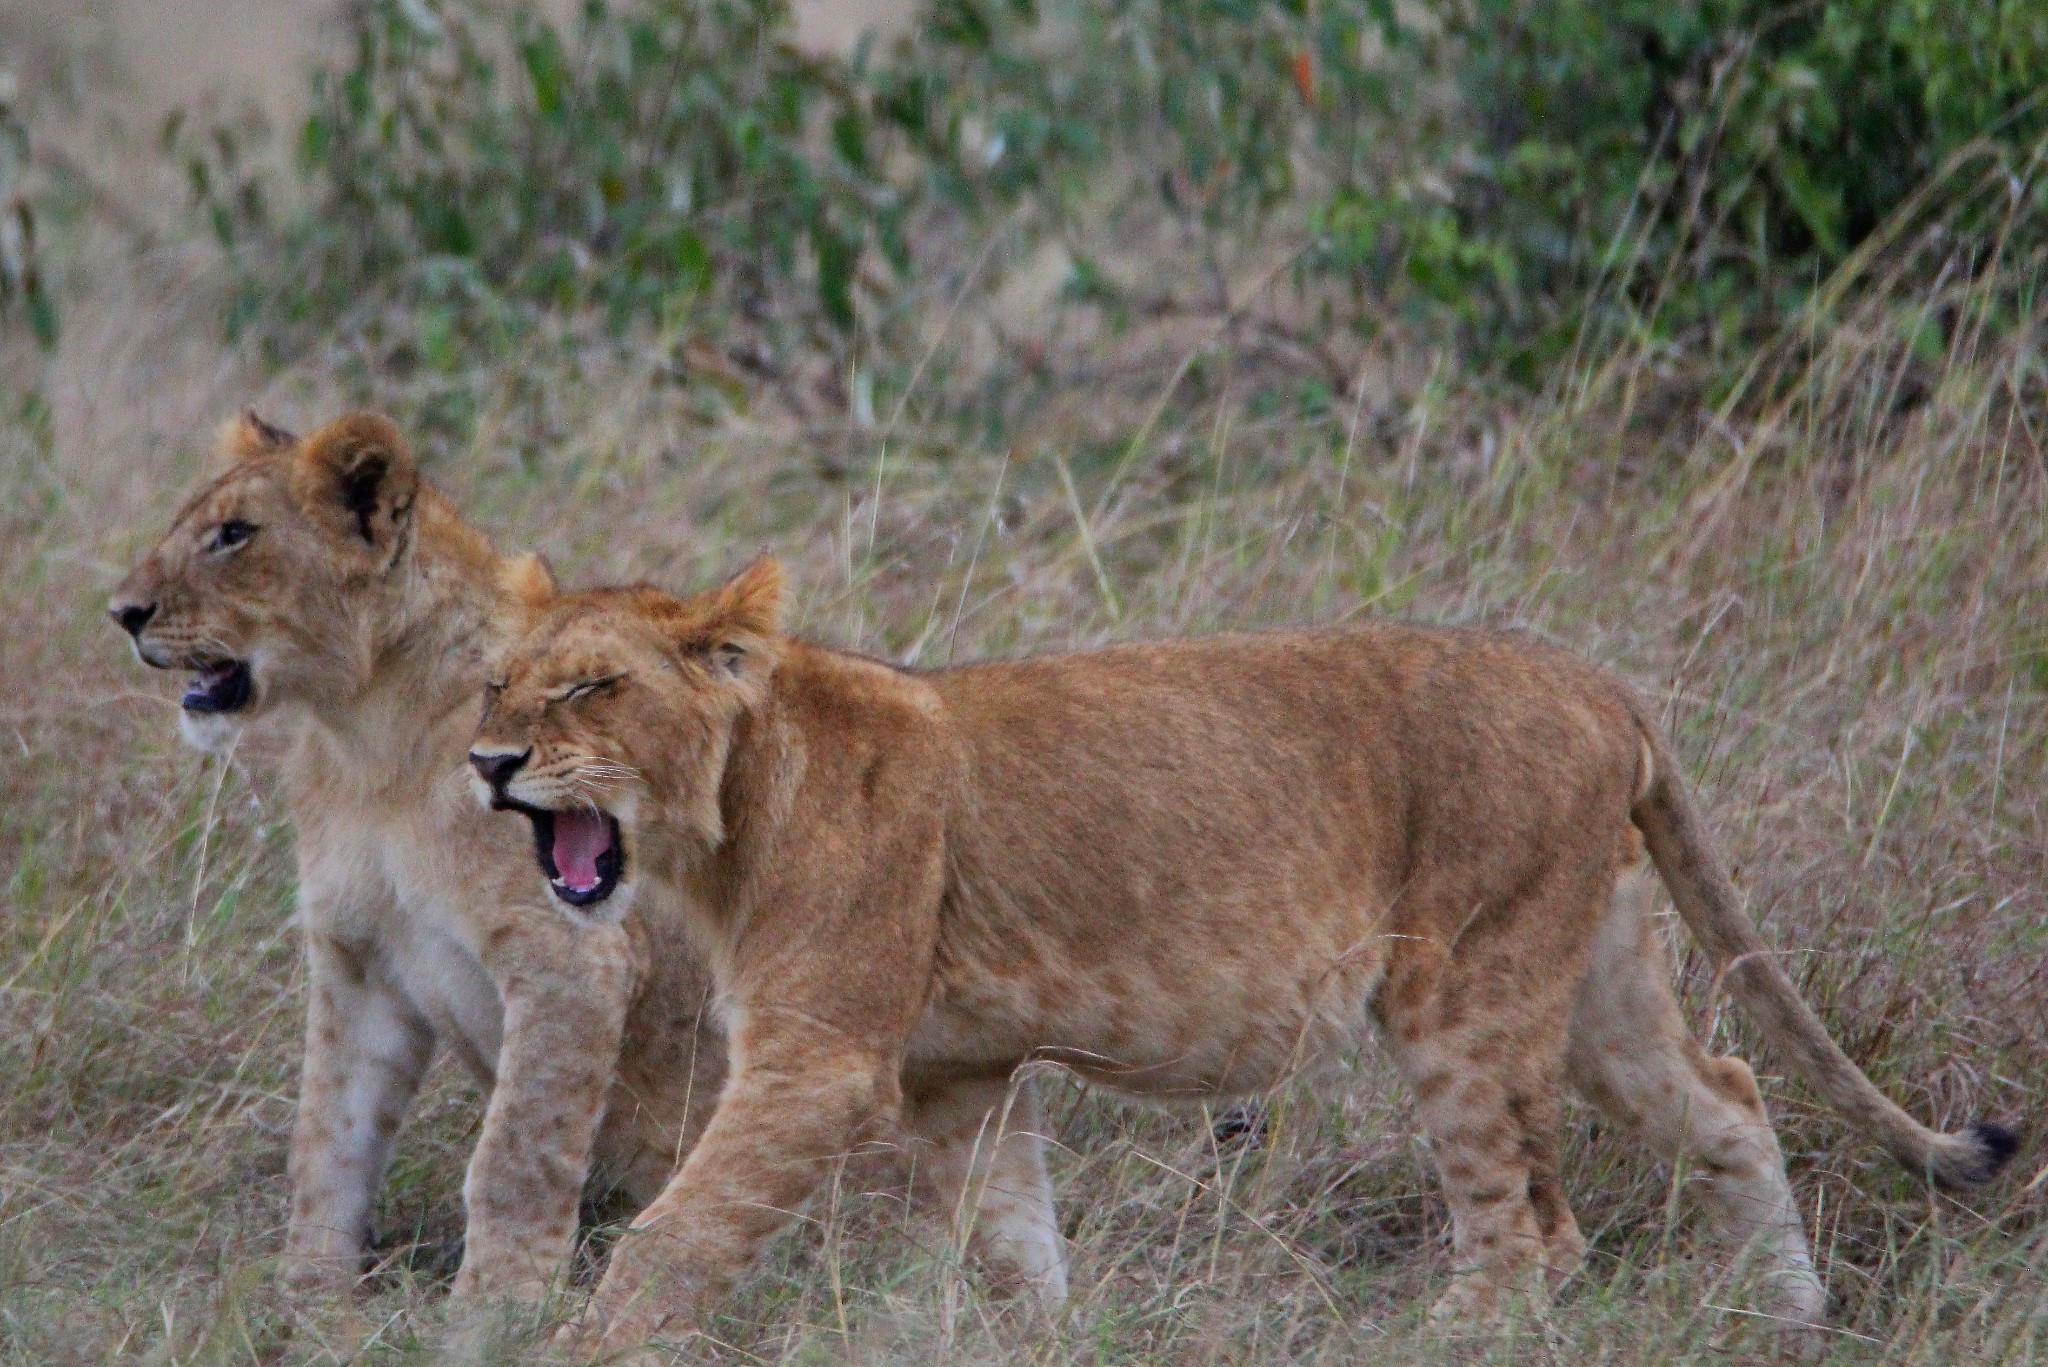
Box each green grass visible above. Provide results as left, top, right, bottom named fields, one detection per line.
left=4, top=21, right=2048, bottom=1367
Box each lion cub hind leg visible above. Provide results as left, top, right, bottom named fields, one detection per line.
left=1377, top=902, right=1593, bottom=1324
left=904, top=1074, right=1068, bottom=1313
left=1566, top=860, right=1824, bottom=1324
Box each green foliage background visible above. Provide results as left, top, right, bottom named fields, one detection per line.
left=132, top=0, right=2048, bottom=395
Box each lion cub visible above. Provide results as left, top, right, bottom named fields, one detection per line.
left=107, top=413, right=732, bottom=1303
left=470, top=558, right=2015, bottom=1354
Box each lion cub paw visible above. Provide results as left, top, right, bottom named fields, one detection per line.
left=1427, top=1270, right=1551, bottom=1330
left=551, top=1306, right=676, bottom=1366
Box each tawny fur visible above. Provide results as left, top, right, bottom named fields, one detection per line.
left=472, top=559, right=2014, bottom=1355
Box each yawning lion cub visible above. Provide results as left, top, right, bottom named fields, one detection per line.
left=471, top=557, right=2015, bottom=1354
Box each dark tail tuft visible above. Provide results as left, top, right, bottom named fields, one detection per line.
left=1937, top=1121, right=2021, bottom=1188
left=1970, top=1121, right=2020, bottom=1181
left=1211, top=1102, right=1269, bottom=1149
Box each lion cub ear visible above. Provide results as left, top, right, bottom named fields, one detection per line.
left=709, top=556, right=784, bottom=637
left=206, top=408, right=295, bottom=476
left=289, top=413, right=420, bottom=555
left=502, top=551, right=557, bottom=608
left=674, top=557, right=785, bottom=681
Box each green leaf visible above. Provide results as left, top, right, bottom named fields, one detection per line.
left=425, top=200, right=476, bottom=256
left=299, top=114, right=333, bottom=172
left=815, top=227, right=857, bottom=329
left=25, top=276, right=57, bottom=350
left=673, top=226, right=712, bottom=295
left=832, top=109, right=869, bottom=171
left=342, top=67, right=372, bottom=122
left=521, top=25, right=571, bottom=124
left=1776, top=154, right=1845, bottom=259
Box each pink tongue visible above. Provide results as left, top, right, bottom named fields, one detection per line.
left=552, top=810, right=612, bottom=891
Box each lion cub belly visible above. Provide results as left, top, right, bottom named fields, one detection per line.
left=912, top=931, right=1386, bottom=1099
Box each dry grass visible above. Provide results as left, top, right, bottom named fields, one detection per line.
left=5, top=32, right=2048, bottom=1367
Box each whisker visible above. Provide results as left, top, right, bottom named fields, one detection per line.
left=561, top=770, right=625, bottom=812
left=563, top=754, right=641, bottom=798
left=568, top=752, right=641, bottom=777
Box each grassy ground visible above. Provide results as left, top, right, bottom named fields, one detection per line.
left=5, top=17, right=2048, bottom=1367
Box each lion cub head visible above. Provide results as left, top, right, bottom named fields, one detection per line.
left=108, top=411, right=420, bottom=751
left=467, top=559, right=785, bottom=922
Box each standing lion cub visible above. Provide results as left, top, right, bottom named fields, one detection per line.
left=106, top=413, right=735, bottom=1303
left=470, top=557, right=2015, bottom=1354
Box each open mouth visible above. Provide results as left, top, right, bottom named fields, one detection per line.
left=500, top=801, right=625, bottom=908
left=181, top=660, right=253, bottom=714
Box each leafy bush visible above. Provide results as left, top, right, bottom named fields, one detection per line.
left=190, top=0, right=920, bottom=351
left=174, top=0, right=2048, bottom=387
left=872, top=0, right=1398, bottom=228
left=857, top=0, right=2048, bottom=374
left=1329, top=0, right=2048, bottom=365
left=0, top=72, right=57, bottom=350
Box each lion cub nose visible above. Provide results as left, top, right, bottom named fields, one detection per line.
left=468, top=748, right=530, bottom=790
left=109, top=599, right=158, bottom=639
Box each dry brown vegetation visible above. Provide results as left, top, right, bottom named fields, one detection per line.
left=3, top=6, right=2047, bottom=1365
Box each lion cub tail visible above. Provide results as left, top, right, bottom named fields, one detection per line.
left=1629, top=722, right=2018, bottom=1188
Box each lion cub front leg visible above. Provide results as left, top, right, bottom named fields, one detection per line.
left=452, top=923, right=636, bottom=1303
left=282, top=931, right=434, bottom=1293
left=574, top=1029, right=901, bottom=1355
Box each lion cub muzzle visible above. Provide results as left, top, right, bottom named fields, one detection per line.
left=105, top=586, right=259, bottom=718
left=469, top=746, right=629, bottom=912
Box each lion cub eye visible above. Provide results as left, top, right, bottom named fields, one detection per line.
left=561, top=675, right=622, bottom=703
left=208, top=519, right=258, bottom=554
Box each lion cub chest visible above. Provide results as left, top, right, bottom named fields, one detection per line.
left=293, top=783, right=513, bottom=1080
